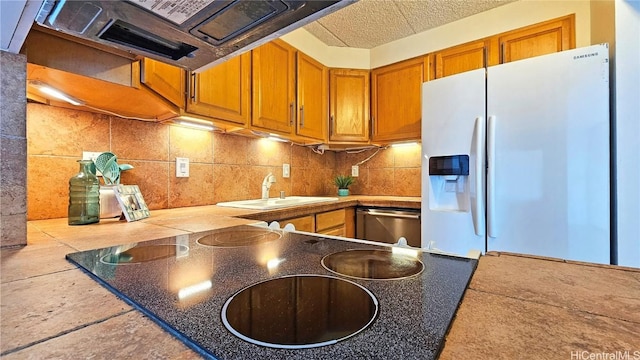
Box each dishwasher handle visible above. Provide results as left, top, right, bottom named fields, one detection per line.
left=357, top=209, right=421, bottom=220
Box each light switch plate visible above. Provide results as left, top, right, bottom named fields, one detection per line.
left=176, top=157, right=189, bottom=177
left=283, top=163, right=290, bottom=178
left=82, top=151, right=105, bottom=176
left=352, top=165, right=359, bottom=177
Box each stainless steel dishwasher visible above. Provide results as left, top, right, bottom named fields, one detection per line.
left=356, top=207, right=421, bottom=247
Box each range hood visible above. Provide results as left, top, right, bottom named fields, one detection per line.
left=35, top=0, right=353, bottom=72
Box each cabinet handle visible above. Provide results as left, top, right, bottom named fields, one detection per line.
left=289, top=102, right=294, bottom=126
left=190, top=72, right=196, bottom=102
left=300, top=105, right=305, bottom=127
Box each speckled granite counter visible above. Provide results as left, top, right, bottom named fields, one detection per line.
left=66, top=224, right=476, bottom=359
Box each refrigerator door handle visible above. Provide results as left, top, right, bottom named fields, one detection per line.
left=473, top=116, right=486, bottom=236
left=487, top=115, right=497, bottom=238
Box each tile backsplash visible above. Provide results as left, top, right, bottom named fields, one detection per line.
left=26, top=103, right=421, bottom=220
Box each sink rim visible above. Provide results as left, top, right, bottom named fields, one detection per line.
left=216, top=196, right=339, bottom=210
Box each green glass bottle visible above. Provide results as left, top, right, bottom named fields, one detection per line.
left=68, top=160, right=100, bottom=225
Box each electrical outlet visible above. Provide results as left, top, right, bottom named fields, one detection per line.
left=352, top=165, right=359, bottom=177
left=82, top=151, right=105, bottom=176
left=283, top=163, right=290, bottom=178
left=82, top=151, right=102, bottom=162
left=176, top=158, right=189, bottom=177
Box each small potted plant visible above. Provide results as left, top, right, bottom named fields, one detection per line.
left=334, top=175, right=355, bottom=196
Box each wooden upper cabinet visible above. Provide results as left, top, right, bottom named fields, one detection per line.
left=328, top=69, right=370, bottom=143
left=251, top=39, right=296, bottom=134
left=187, top=52, right=251, bottom=125
left=371, top=56, right=428, bottom=143
left=433, top=38, right=498, bottom=79
left=498, top=14, right=575, bottom=63
left=141, top=58, right=185, bottom=107
left=296, top=52, right=327, bottom=141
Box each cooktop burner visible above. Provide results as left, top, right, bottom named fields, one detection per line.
left=221, top=274, right=378, bottom=349
left=100, top=244, right=189, bottom=265
left=196, top=226, right=281, bottom=247
left=321, top=249, right=424, bottom=280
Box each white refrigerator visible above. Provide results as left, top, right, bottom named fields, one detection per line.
left=421, top=44, right=611, bottom=265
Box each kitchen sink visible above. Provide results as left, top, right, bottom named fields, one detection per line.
left=216, top=196, right=339, bottom=210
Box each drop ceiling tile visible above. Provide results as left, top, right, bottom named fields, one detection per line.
left=303, top=22, right=348, bottom=47
left=397, top=0, right=515, bottom=33
left=316, top=0, right=415, bottom=48
left=304, top=0, right=518, bottom=49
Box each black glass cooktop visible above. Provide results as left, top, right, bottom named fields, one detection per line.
left=321, top=249, right=424, bottom=280
left=222, top=275, right=378, bottom=349
left=65, top=224, right=478, bottom=360
left=100, top=244, right=189, bottom=265
left=196, top=226, right=281, bottom=247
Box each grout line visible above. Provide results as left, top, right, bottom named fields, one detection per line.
left=32, top=229, right=83, bottom=252
left=317, top=22, right=348, bottom=47
left=0, top=267, right=78, bottom=285
left=0, top=309, right=135, bottom=356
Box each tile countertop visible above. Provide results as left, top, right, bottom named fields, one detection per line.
left=2, top=196, right=639, bottom=358
left=22, top=196, right=420, bottom=251
left=216, top=195, right=422, bottom=222
left=440, top=252, right=640, bottom=359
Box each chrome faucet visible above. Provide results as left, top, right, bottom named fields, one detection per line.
left=261, top=172, right=276, bottom=200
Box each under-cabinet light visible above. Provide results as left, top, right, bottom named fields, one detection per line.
left=391, top=141, right=419, bottom=148
left=173, top=116, right=216, bottom=131
left=251, top=130, right=289, bottom=143
left=266, top=135, right=288, bottom=143
left=28, top=80, right=85, bottom=106
left=177, top=121, right=216, bottom=131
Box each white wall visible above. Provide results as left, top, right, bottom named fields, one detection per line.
left=280, top=28, right=370, bottom=69
left=614, top=0, right=640, bottom=267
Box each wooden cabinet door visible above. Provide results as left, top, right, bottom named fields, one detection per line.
left=282, top=215, right=315, bottom=232
left=186, top=53, right=250, bottom=125
left=371, top=56, right=427, bottom=142
left=344, top=207, right=355, bottom=238
left=329, top=69, right=370, bottom=143
left=316, top=209, right=346, bottom=233
left=296, top=52, right=327, bottom=141
left=498, top=14, right=575, bottom=63
left=319, top=227, right=345, bottom=237
left=251, top=39, right=296, bottom=134
left=433, top=39, right=497, bottom=78
left=141, top=58, right=185, bottom=107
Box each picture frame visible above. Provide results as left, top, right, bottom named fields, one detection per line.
left=113, top=185, right=150, bottom=222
